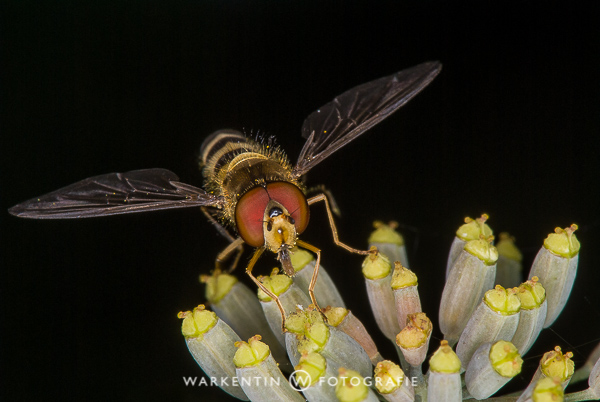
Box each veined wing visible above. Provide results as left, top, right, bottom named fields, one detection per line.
left=8, top=168, right=224, bottom=219
left=293, top=61, right=441, bottom=177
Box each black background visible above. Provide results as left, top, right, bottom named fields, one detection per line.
left=2, top=2, right=600, bottom=401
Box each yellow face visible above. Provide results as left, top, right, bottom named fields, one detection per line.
left=263, top=200, right=297, bottom=252
left=263, top=200, right=297, bottom=276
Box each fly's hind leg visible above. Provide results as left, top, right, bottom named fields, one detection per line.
left=305, top=185, right=341, bottom=217
left=245, top=247, right=289, bottom=333
left=202, top=237, right=245, bottom=305
left=201, top=207, right=244, bottom=306
left=215, top=237, right=245, bottom=273
left=201, top=206, right=235, bottom=242
left=307, top=193, right=375, bottom=256
left=201, top=206, right=244, bottom=273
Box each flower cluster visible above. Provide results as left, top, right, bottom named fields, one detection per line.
left=179, top=217, right=600, bottom=401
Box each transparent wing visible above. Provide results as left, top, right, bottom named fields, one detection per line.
left=293, top=61, right=441, bottom=177
left=8, top=168, right=224, bottom=219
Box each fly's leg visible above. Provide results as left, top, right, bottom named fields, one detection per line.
left=200, top=206, right=244, bottom=305
left=245, top=247, right=288, bottom=333
left=307, top=193, right=374, bottom=256
left=201, top=206, right=236, bottom=242
left=305, top=185, right=341, bottom=217
left=202, top=237, right=245, bottom=306
left=295, top=240, right=325, bottom=319
left=201, top=206, right=245, bottom=273
left=215, top=237, right=245, bottom=273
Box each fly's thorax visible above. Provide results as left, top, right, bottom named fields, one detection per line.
left=200, top=130, right=300, bottom=225
left=222, top=154, right=292, bottom=195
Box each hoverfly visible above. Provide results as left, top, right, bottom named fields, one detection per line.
left=9, top=61, right=441, bottom=326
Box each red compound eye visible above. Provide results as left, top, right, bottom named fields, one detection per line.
left=235, top=182, right=309, bottom=247
left=265, top=182, right=309, bottom=234
left=235, top=186, right=270, bottom=247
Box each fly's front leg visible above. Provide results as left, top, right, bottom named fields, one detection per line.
left=307, top=193, right=373, bottom=256
left=296, top=239, right=323, bottom=315
left=245, top=247, right=289, bottom=333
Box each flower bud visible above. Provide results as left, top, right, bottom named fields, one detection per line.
left=285, top=308, right=372, bottom=378
left=555, top=353, right=600, bottom=402
left=517, top=377, right=564, bottom=402
left=456, top=285, right=521, bottom=368
left=203, top=272, right=290, bottom=370
left=292, top=352, right=338, bottom=401
left=446, top=214, right=492, bottom=278
left=528, top=224, right=580, bottom=327
left=495, top=233, right=523, bottom=288
left=369, top=221, right=409, bottom=268
left=511, top=277, right=547, bottom=356
left=540, top=346, right=574, bottom=387
left=336, top=368, right=379, bottom=402
left=428, top=341, right=462, bottom=402
left=324, top=306, right=383, bottom=365
left=362, top=250, right=400, bottom=341
left=374, top=360, right=414, bottom=402
left=440, top=236, right=498, bottom=344
left=465, top=340, right=523, bottom=399
left=396, top=312, right=432, bottom=367
left=257, top=270, right=311, bottom=347
left=234, top=336, right=304, bottom=401
left=518, top=346, right=573, bottom=401
left=391, top=262, right=422, bottom=332
left=178, top=305, right=248, bottom=400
